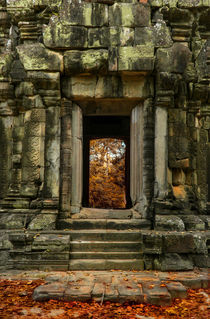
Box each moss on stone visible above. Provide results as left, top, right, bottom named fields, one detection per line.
left=17, top=43, right=62, bottom=71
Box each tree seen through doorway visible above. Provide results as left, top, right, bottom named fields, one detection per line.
left=89, top=138, right=126, bottom=209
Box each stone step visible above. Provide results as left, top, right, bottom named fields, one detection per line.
left=69, top=259, right=144, bottom=270
left=58, top=219, right=151, bottom=230
left=70, top=230, right=142, bottom=241
left=70, top=251, right=141, bottom=259
left=72, top=208, right=133, bottom=219
left=71, top=241, right=142, bottom=252
left=8, top=260, right=69, bottom=271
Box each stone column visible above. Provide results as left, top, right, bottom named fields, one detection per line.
left=43, top=106, right=60, bottom=200
left=21, top=108, right=46, bottom=198
left=130, top=100, right=154, bottom=218
left=71, top=103, right=83, bottom=214
left=154, top=106, right=168, bottom=199
left=0, top=117, right=13, bottom=199
left=60, top=98, right=72, bottom=215
left=130, top=104, right=143, bottom=206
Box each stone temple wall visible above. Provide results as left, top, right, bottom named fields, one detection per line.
left=0, top=0, right=209, bottom=271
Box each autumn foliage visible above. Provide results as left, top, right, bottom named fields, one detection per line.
left=89, top=138, right=126, bottom=209
left=0, top=279, right=209, bottom=319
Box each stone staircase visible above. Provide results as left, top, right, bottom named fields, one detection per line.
left=4, top=207, right=208, bottom=271
left=58, top=208, right=151, bottom=271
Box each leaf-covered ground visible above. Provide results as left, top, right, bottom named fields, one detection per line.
left=0, top=280, right=209, bottom=318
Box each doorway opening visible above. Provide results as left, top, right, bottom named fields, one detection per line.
left=83, top=116, right=131, bottom=209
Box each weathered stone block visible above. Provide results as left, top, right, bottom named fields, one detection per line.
left=22, top=95, right=44, bottom=110
left=200, top=215, right=210, bottom=229
left=144, top=285, right=172, bottom=306
left=33, top=282, right=66, bottom=301
left=20, top=183, right=38, bottom=197
left=62, top=76, right=97, bottom=99
left=64, top=50, right=108, bottom=75
left=164, top=232, right=207, bottom=254
left=163, top=7, right=193, bottom=26
left=0, top=170, right=9, bottom=198
left=155, top=215, right=185, bottom=231
left=92, top=3, right=109, bottom=27
left=60, top=2, right=108, bottom=27
left=0, top=53, right=13, bottom=81
left=94, top=75, right=153, bottom=99
left=0, top=251, right=9, bottom=266
left=135, top=27, right=153, bottom=46
left=177, top=0, right=203, bottom=8
left=88, top=27, right=109, bottom=48
left=0, top=82, right=14, bottom=101
left=94, top=75, right=123, bottom=99
left=110, top=27, right=134, bottom=47
left=122, top=75, right=154, bottom=98
left=0, top=233, right=13, bottom=250
left=134, top=3, right=150, bottom=27
left=32, top=234, right=70, bottom=252
left=9, top=232, right=25, bottom=244
left=153, top=19, right=173, bottom=48
left=43, top=21, right=87, bottom=49
left=142, top=232, right=163, bottom=254
left=184, top=63, right=197, bottom=82
left=15, top=82, right=34, bottom=97
left=181, top=215, right=206, bottom=231
left=27, top=72, right=60, bottom=90
left=109, top=3, right=134, bottom=27
left=163, top=0, right=178, bottom=7
left=191, top=254, right=208, bottom=268
left=17, top=43, right=63, bottom=71
left=0, top=213, right=25, bottom=229
left=156, top=43, right=192, bottom=73
left=64, top=285, right=92, bottom=301
left=165, top=282, right=187, bottom=299
left=109, top=3, right=150, bottom=27
left=150, top=0, right=163, bottom=6
left=154, top=253, right=194, bottom=271
left=60, top=2, right=92, bottom=26
left=169, top=109, right=187, bottom=124
left=27, top=212, right=57, bottom=230
left=169, top=136, right=189, bottom=158
left=118, top=46, right=154, bottom=72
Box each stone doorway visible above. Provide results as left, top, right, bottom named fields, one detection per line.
left=82, top=116, right=131, bottom=209
left=69, top=101, right=154, bottom=218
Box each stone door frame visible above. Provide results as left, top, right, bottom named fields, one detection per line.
left=70, top=102, right=145, bottom=214
left=66, top=98, right=167, bottom=218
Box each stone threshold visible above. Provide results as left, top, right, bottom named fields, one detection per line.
left=71, top=207, right=140, bottom=219
left=0, top=269, right=209, bottom=306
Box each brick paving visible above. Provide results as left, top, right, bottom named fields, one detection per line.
left=0, top=269, right=209, bottom=306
